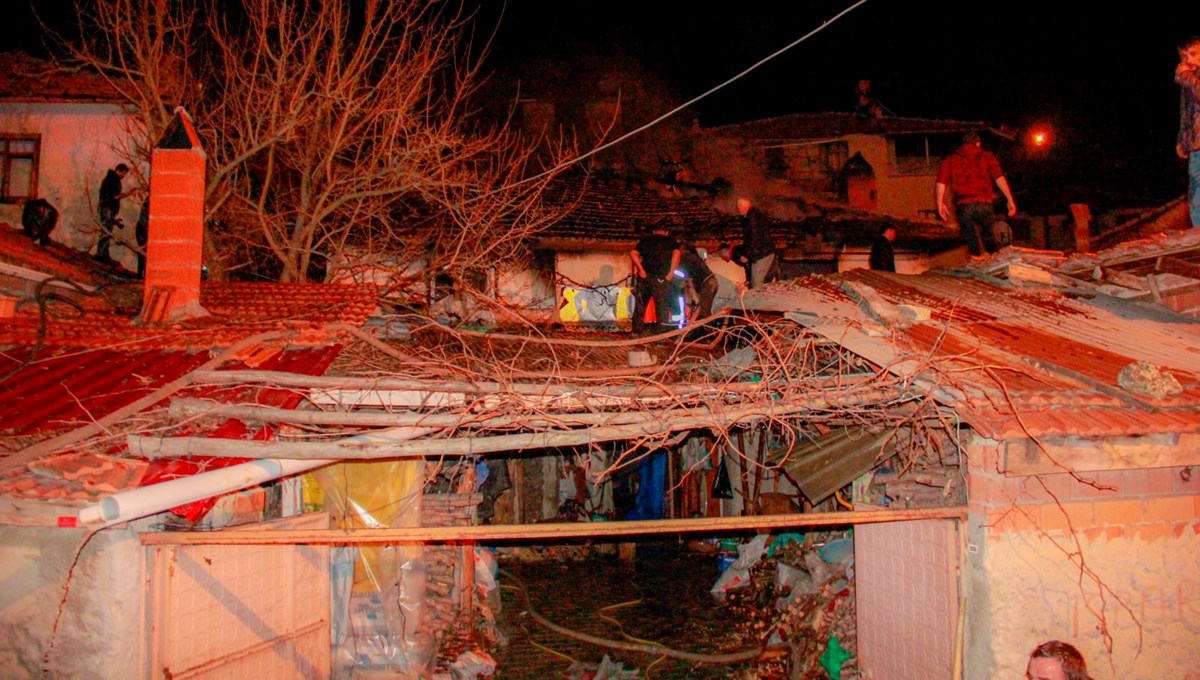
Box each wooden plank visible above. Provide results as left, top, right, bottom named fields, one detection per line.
left=1001, top=433, right=1200, bottom=476
left=139, top=506, right=968, bottom=545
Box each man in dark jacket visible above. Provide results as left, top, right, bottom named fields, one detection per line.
left=737, top=196, right=774, bottom=288
left=869, top=225, right=896, bottom=272
left=630, top=225, right=680, bottom=333
left=95, top=163, right=130, bottom=263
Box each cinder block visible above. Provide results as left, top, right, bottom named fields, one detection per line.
left=1039, top=501, right=1093, bottom=533
left=1146, top=467, right=1177, bottom=495
left=1133, top=522, right=1171, bottom=541
left=1142, top=495, right=1195, bottom=522
left=989, top=506, right=1038, bottom=533
left=1020, top=473, right=1073, bottom=503
left=1068, top=470, right=1123, bottom=499
left=1092, top=499, right=1141, bottom=526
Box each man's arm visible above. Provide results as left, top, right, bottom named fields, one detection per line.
left=630, top=249, right=647, bottom=279
left=935, top=182, right=950, bottom=221
left=665, top=248, right=681, bottom=280
left=995, top=176, right=1017, bottom=217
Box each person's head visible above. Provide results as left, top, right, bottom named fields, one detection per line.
left=1026, top=641, right=1090, bottom=680
left=114, top=163, right=130, bottom=177
left=1181, top=36, right=1200, bottom=68
left=717, top=242, right=733, bottom=261
left=881, top=225, right=896, bottom=242
left=736, top=197, right=752, bottom=215
left=962, top=130, right=981, bottom=147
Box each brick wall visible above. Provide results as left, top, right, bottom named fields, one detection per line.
left=964, top=440, right=1200, bottom=679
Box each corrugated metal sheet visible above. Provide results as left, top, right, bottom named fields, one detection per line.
left=746, top=269, right=1200, bottom=440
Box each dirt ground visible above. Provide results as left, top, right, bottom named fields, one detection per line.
left=491, top=540, right=774, bottom=679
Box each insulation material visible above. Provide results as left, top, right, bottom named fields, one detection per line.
left=310, top=460, right=431, bottom=677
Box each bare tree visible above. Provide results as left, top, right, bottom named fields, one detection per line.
left=60, top=0, right=573, bottom=283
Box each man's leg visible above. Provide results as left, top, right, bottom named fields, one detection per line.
left=95, top=208, right=115, bottom=261
left=750, top=253, right=775, bottom=288
left=1189, top=151, right=1200, bottom=228
left=632, top=278, right=651, bottom=333
left=955, top=203, right=987, bottom=256
left=696, top=275, right=718, bottom=321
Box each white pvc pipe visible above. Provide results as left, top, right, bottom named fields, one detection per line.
left=78, top=426, right=435, bottom=528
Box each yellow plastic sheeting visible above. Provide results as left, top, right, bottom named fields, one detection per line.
left=307, top=460, right=423, bottom=592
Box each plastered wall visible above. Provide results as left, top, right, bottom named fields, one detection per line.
left=964, top=440, right=1200, bottom=679
left=0, top=102, right=141, bottom=270
left=0, top=525, right=144, bottom=679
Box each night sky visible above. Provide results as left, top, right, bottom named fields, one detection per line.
left=15, top=1, right=1194, bottom=209
left=477, top=1, right=1192, bottom=209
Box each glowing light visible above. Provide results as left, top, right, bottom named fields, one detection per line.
left=1028, top=126, right=1052, bottom=149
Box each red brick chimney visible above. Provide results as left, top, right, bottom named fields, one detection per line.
left=140, top=107, right=207, bottom=323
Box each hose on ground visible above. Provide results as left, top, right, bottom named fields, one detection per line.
left=501, top=567, right=764, bottom=665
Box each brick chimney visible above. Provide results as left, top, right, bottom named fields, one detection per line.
left=140, top=107, right=207, bottom=323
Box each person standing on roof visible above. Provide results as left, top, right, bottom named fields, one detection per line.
left=935, top=131, right=1017, bottom=257
left=675, top=236, right=718, bottom=322
left=95, top=163, right=131, bottom=264
left=1177, top=35, right=1200, bottom=228
left=630, top=225, right=680, bottom=333
left=738, top=196, right=774, bottom=288
left=869, top=225, right=896, bottom=272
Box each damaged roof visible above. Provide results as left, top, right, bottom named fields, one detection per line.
left=0, top=262, right=380, bottom=517
left=539, top=172, right=961, bottom=254
left=743, top=252, right=1200, bottom=443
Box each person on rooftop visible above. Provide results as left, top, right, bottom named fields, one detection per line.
left=935, top=131, right=1017, bottom=257
left=1176, top=35, right=1200, bottom=228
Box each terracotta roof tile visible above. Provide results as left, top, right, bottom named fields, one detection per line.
left=0, top=52, right=124, bottom=103
left=701, top=112, right=989, bottom=141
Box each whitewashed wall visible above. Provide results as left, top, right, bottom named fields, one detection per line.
left=0, top=102, right=141, bottom=271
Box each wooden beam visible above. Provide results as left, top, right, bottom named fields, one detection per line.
left=1002, top=433, right=1200, bottom=476
left=128, top=387, right=893, bottom=459
left=139, top=506, right=968, bottom=545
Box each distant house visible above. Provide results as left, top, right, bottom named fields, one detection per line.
left=691, top=112, right=999, bottom=220
left=522, top=173, right=967, bottom=323
left=0, top=52, right=140, bottom=270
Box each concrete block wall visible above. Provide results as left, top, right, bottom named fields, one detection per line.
left=964, top=440, right=1200, bottom=679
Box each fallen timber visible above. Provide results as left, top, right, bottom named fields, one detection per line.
left=140, top=506, right=969, bottom=545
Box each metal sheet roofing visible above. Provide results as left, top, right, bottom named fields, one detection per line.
left=744, top=268, right=1200, bottom=440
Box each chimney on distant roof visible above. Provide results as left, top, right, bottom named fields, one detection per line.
left=139, top=107, right=207, bottom=324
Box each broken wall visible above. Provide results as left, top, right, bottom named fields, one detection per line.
left=964, top=439, right=1200, bottom=679
left=0, top=525, right=144, bottom=679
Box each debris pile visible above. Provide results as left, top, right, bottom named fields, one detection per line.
left=719, top=534, right=858, bottom=679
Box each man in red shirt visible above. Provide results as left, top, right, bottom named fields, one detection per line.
left=935, top=131, right=1017, bottom=256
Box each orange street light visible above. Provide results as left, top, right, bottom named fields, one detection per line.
left=1029, top=126, right=1051, bottom=149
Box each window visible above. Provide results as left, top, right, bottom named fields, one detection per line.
left=888, top=133, right=959, bottom=175
left=0, top=135, right=40, bottom=203
left=756, top=141, right=849, bottom=190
